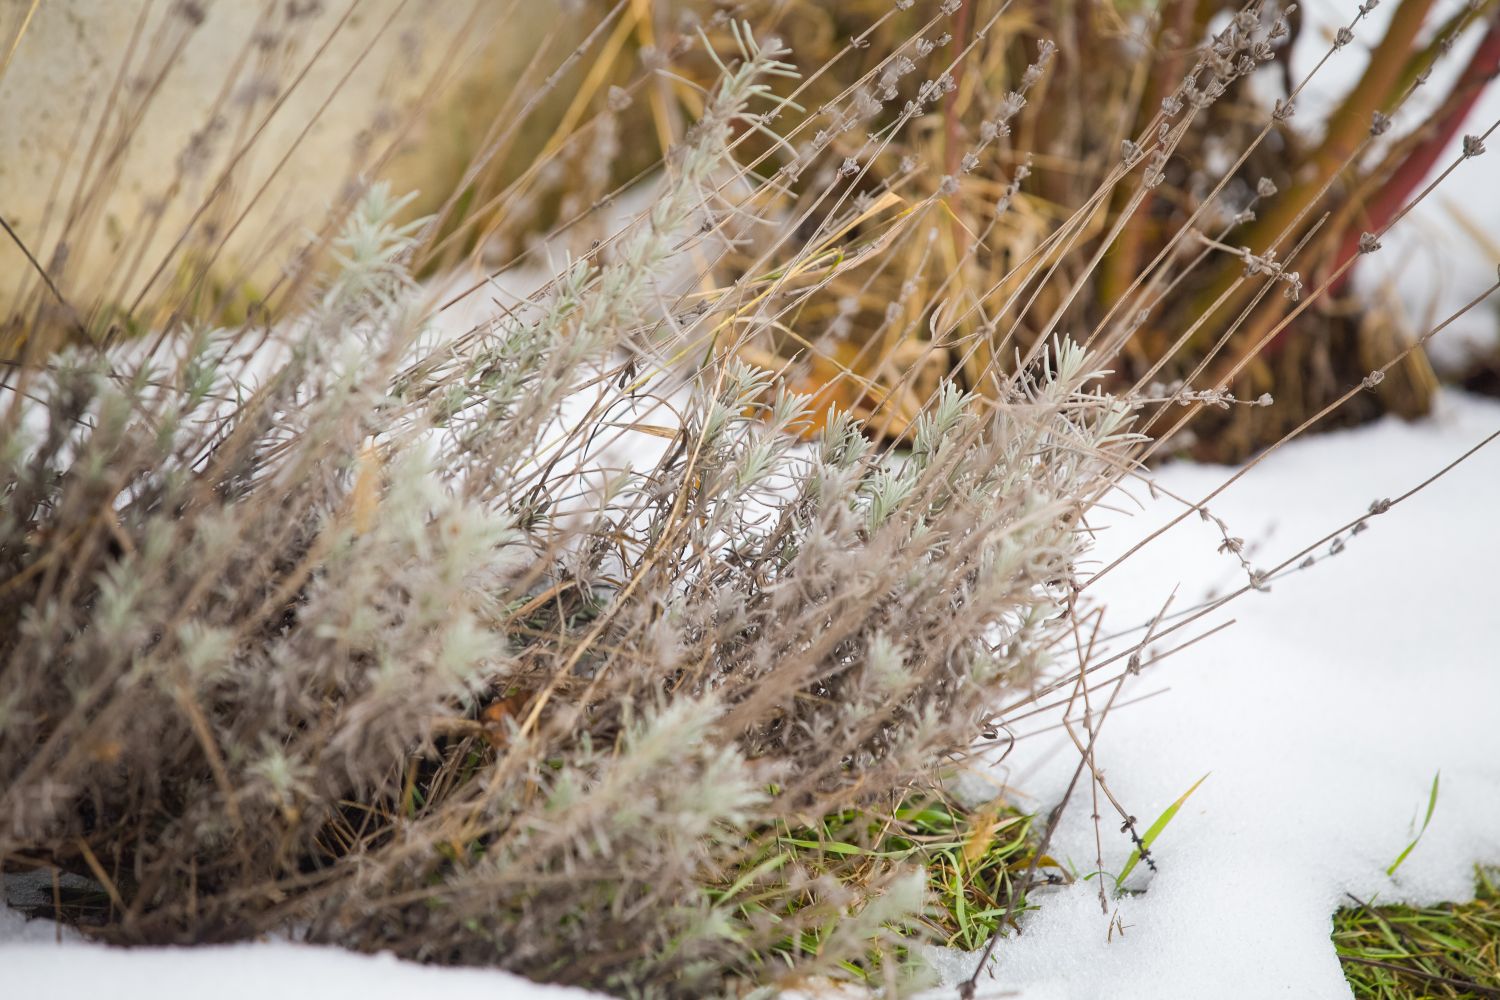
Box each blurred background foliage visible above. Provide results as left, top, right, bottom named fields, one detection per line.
left=2, top=0, right=1496, bottom=458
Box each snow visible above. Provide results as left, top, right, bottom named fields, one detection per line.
left=0, top=905, right=596, bottom=1000
left=943, top=390, right=1500, bottom=999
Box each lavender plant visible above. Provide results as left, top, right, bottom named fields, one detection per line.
left=0, top=24, right=1133, bottom=994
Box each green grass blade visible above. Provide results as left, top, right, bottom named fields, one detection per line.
left=1117, top=772, right=1210, bottom=887
left=1386, top=770, right=1441, bottom=877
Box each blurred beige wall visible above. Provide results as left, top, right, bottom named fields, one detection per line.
left=0, top=0, right=565, bottom=326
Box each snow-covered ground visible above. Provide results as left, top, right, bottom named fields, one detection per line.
left=6, top=393, right=1498, bottom=998
left=940, top=390, right=1500, bottom=999
left=0, top=905, right=595, bottom=1000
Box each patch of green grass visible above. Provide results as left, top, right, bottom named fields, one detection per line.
left=717, top=790, right=1055, bottom=984
left=873, top=795, right=1045, bottom=952
left=1334, top=868, right=1500, bottom=999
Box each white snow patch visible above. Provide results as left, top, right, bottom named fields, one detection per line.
left=950, top=391, right=1500, bottom=999
left=0, top=905, right=596, bottom=999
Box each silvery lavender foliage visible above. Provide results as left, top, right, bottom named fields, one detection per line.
left=0, top=175, right=505, bottom=854
left=0, top=25, right=1139, bottom=997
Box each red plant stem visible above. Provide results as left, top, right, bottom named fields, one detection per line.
left=1331, top=14, right=1500, bottom=296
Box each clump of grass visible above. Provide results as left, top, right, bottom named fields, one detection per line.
left=1335, top=869, right=1500, bottom=999
left=749, top=791, right=1047, bottom=967
left=878, top=795, right=1045, bottom=953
